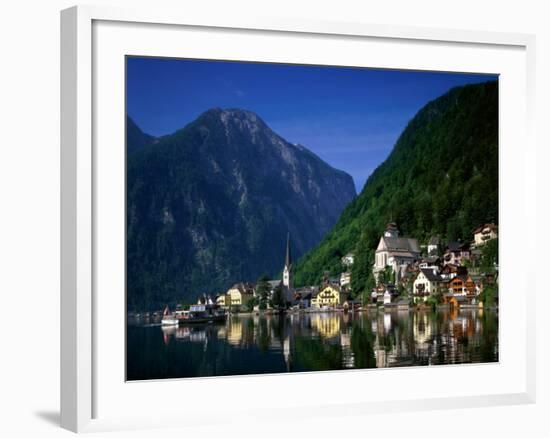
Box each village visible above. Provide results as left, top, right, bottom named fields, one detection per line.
left=187, top=222, right=499, bottom=315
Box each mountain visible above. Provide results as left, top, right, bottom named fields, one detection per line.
left=294, top=81, right=498, bottom=293
left=126, top=116, right=156, bottom=154
left=126, top=108, right=356, bottom=310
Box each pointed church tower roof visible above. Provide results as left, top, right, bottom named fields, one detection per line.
left=285, top=232, right=292, bottom=268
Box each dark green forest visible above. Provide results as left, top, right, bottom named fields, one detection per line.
left=294, top=81, right=498, bottom=296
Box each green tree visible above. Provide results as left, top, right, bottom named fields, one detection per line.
left=256, top=274, right=270, bottom=310
left=271, top=284, right=286, bottom=309
left=480, top=239, right=498, bottom=273
left=378, top=266, right=394, bottom=285
left=350, top=226, right=378, bottom=298
left=479, top=283, right=498, bottom=307
left=397, top=283, right=407, bottom=298
left=245, top=296, right=257, bottom=312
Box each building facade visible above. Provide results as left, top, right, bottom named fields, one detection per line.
left=413, top=268, right=444, bottom=302
left=311, top=284, right=347, bottom=308
left=473, top=223, right=498, bottom=246
left=226, top=282, right=255, bottom=307
left=373, top=222, right=420, bottom=283
left=443, top=242, right=471, bottom=266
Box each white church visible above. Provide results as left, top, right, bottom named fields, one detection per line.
left=372, top=222, right=420, bottom=284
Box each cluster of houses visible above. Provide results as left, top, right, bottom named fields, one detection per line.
left=202, top=233, right=353, bottom=312
left=196, top=222, right=498, bottom=312
left=370, top=222, right=498, bottom=308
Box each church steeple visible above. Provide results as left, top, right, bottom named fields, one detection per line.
left=285, top=232, right=292, bottom=269
left=283, top=232, right=293, bottom=292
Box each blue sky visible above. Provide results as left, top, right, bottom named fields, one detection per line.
left=127, top=57, right=497, bottom=192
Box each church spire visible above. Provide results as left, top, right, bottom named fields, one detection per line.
left=285, top=232, right=292, bottom=268
left=283, top=232, right=293, bottom=292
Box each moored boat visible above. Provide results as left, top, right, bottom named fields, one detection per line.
left=179, top=303, right=227, bottom=325
left=161, top=305, right=179, bottom=325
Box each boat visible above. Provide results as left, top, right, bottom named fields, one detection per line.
left=161, top=305, right=179, bottom=325
left=161, top=316, right=179, bottom=326
left=179, top=303, right=227, bottom=325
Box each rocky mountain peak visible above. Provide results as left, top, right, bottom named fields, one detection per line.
left=126, top=110, right=357, bottom=309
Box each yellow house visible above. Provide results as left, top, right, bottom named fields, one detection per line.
left=226, top=282, right=255, bottom=307
left=311, top=284, right=346, bottom=307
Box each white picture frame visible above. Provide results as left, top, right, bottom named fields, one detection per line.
left=61, top=4, right=536, bottom=433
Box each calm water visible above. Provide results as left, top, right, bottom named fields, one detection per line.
left=127, top=308, right=498, bottom=380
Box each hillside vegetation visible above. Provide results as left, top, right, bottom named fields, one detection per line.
left=294, top=81, right=498, bottom=295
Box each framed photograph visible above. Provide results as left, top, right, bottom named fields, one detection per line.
left=61, top=5, right=536, bottom=432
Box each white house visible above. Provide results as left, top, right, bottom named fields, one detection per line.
left=413, top=268, right=444, bottom=302
left=340, top=271, right=351, bottom=287
left=373, top=222, right=420, bottom=283
left=473, top=223, right=498, bottom=246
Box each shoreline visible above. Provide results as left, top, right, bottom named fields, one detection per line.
left=128, top=304, right=498, bottom=320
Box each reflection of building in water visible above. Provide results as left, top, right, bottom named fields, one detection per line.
left=412, top=312, right=434, bottom=362
left=413, top=312, right=433, bottom=345
left=371, top=310, right=418, bottom=367
left=151, top=307, right=495, bottom=375
left=370, top=317, right=378, bottom=333
left=283, top=335, right=291, bottom=371
left=311, top=314, right=341, bottom=339
left=373, top=312, right=390, bottom=367
left=340, top=332, right=354, bottom=368
left=383, top=312, right=392, bottom=333
left=226, top=317, right=244, bottom=346
left=376, top=347, right=387, bottom=368
left=421, top=309, right=480, bottom=365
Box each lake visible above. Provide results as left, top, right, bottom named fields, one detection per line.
left=126, top=308, right=498, bottom=380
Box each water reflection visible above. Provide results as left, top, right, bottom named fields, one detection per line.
left=127, top=308, right=498, bottom=380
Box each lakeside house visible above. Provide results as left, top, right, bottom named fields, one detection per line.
left=447, top=275, right=476, bottom=296
left=226, top=282, right=255, bottom=307
left=413, top=268, right=444, bottom=302
left=370, top=282, right=398, bottom=305
left=311, top=283, right=348, bottom=308
left=373, top=222, right=420, bottom=283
